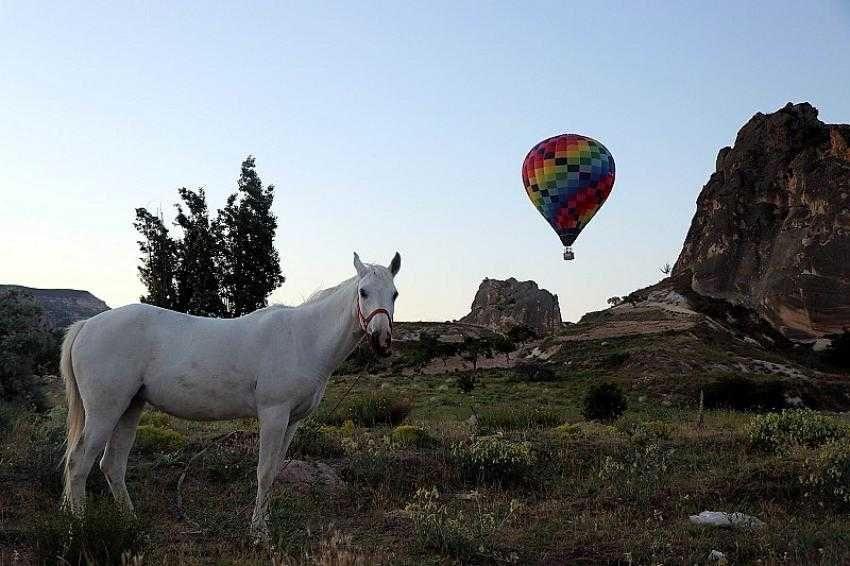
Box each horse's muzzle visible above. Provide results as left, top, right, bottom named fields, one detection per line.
left=368, top=331, right=392, bottom=357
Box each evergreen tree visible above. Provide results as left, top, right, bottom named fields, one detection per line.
left=174, top=187, right=226, bottom=317
left=134, top=208, right=179, bottom=309
left=214, top=156, right=285, bottom=316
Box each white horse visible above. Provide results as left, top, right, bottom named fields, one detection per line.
left=60, top=252, right=400, bottom=535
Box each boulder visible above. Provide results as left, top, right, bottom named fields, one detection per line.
left=278, top=459, right=344, bottom=489
left=460, top=277, right=561, bottom=336
left=673, top=103, right=850, bottom=340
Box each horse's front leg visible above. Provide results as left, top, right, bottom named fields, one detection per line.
left=251, top=405, right=297, bottom=539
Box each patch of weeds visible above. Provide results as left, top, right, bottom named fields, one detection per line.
left=511, top=361, right=558, bottom=382
left=203, top=445, right=253, bottom=483
left=135, top=425, right=186, bottom=453
left=595, top=442, right=674, bottom=503
left=478, top=405, right=562, bottom=431
left=617, top=420, right=674, bottom=444
left=320, top=392, right=413, bottom=427
left=404, top=487, right=520, bottom=561
left=390, top=425, right=435, bottom=448
left=139, top=410, right=171, bottom=428
left=802, top=439, right=850, bottom=506
left=29, top=498, right=147, bottom=565
left=268, top=492, right=314, bottom=556
left=290, top=418, right=345, bottom=458
left=746, top=410, right=848, bottom=453
left=582, top=382, right=627, bottom=421
left=451, top=434, right=536, bottom=485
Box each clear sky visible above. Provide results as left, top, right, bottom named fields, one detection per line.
left=2, top=1, right=849, bottom=322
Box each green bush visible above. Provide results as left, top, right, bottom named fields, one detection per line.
left=404, top=487, right=520, bottom=560
left=582, top=382, right=627, bottom=421
left=320, top=392, right=413, bottom=427
left=746, top=410, right=848, bottom=452
left=451, top=434, right=536, bottom=485
left=477, top=404, right=562, bottom=431
left=802, top=439, right=850, bottom=505
left=511, top=361, right=557, bottom=382
left=703, top=375, right=786, bottom=411
left=139, top=410, right=171, bottom=428
left=595, top=442, right=674, bottom=502
left=30, top=498, right=147, bottom=564
left=135, top=425, right=186, bottom=453
left=290, top=418, right=345, bottom=458
left=390, top=425, right=434, bottom=448
left=0, top=290, right=60, bottom=410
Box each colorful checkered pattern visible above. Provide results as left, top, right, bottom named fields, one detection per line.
left=522, top=134, right=615, bottom=246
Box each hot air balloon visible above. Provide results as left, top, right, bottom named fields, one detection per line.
left=522, top=134, right=615, bottom=260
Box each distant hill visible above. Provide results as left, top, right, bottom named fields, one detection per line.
left=0, top=285, right=109, bottom=328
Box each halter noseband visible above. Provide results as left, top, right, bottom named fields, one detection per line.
left=357, top=296, right=392, bottom=334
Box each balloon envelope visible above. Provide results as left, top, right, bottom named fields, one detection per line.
left=522, top=134, right=615, bottom=247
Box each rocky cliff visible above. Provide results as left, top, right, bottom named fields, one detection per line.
left=460, top=277, right=561, bottom=335
left=673, top=103, right=850, bottom=340
left=0, top=285, right=109, bottom=328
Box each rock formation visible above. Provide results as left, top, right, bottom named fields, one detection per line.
left=674, top=103, right=850, bottom=340
left=460, top=277, right=561, bottom=335
left=0, top=285, right=109, bottom=328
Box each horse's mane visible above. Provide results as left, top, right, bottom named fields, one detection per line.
left=301, top=275, right=358, bottom=306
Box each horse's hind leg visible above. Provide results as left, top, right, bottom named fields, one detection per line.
left=65, top=409, right=125, bottom=514
left=100, top=393, right=145, bottom=513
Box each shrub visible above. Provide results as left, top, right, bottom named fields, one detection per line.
left=451, top=434, right=536, bottom=485
left=0, top=290, right=59, bottom=409
left=30, top=498, right=147, bottom=564
left=511, top=361, right=557, bottom=382
left=746, top=410, right=848, bottom=452
left=390, top=425, right=434, bottom=448
left=321, top=392, right=413, bottom=427
left=478, top=404, right=562, bottom=431
left=582, top=382, right=627, bottom=421
left=135, top=424, right=186, bottom=453
left=703, top=375, right=786, bottom=411
left=595, top=442, right=674, bottom=502
left=290, top=418, right=345, bottom=458
left=139, top=410, right=171, bottom=428
left=802, top=439, right=850, bottom=505
left=404, top=487, right=520, bottom=560
left=455, top=372, right=476, bottom=394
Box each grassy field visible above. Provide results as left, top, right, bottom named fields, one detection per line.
left=4, top=358, right=850, bottom=565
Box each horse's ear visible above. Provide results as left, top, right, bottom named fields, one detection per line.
left=389, top=252, right=401, bottom=277
left=353, top=252, right=368, bottom=278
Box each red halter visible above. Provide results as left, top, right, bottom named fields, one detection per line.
left=357, top=297, right=392, bottom=333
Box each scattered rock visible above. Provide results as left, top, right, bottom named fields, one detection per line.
left=461, top=277, right=561, bottom=336
left=708, top=549, right=728, bottom=563
left=689, top=511, right=764, bottom=530
left=279, top=460, right=344, bottom=489
left=674, top=102, right=850, bottom=339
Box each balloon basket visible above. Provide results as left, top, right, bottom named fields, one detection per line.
left=563, top=246, right=575, bottom=261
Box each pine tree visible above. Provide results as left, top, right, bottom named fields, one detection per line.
left=174, top=187, right=226, bottom=317
left=214, top=156, right=285, bottom=316
left=134, top=208, right=179, bottom=309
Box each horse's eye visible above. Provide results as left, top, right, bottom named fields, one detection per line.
left=359, top=288, right=368, bottom=299
left=392, top=291, right=399, bottom=301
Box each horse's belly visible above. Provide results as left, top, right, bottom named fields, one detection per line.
left=142, top=372, right=257, bottom=420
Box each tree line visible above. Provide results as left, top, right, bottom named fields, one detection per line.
left=134, top=156, right=285, bottom=317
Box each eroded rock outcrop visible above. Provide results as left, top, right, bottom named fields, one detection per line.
left=460, top=277, right=561, bottom=335
left=674, top=103, right=850, bottom=339
left=0, top=285, right=109, bottom=328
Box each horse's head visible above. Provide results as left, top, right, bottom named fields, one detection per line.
left=353, top=251, right=400, bottom=356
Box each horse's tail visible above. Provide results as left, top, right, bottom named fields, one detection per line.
left=61, top=319, right=87, bottom=506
